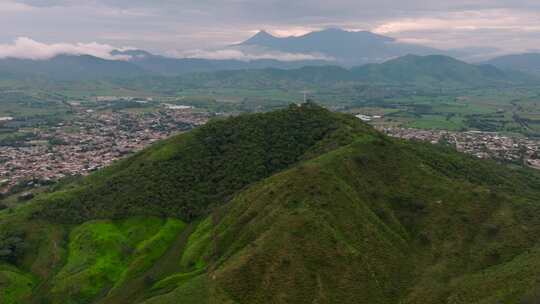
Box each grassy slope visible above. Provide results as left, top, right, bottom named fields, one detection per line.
left=0, top=264, right=35, bottom=304
left=2, top=105, right=540, bottom=303
left=51, top=217, right=187, bottom=303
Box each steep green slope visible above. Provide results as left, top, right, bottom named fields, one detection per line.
left=0, top=216, right=189, bottom=304
left=2, top=105, right=540, bottom=303
left=91, top=129, right=540, bottom=304
left=0, top=264, right=35, bottom=303
left=199, top=136, right=540, bottom=304
left=49, top=218, right=186, bottom=303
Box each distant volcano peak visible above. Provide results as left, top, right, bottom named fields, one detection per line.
left=242, top=30, right=278, bottom=45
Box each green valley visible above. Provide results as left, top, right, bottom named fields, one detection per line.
left=4, top=55, right=540, bottom=140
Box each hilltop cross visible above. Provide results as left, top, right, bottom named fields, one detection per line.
left=302, top=90, right=310, bottom=103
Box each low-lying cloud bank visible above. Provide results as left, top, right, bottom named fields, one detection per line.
left=0, top=37, right=132, bottom=60
left=0, top=37, right=334, bottom=62
left=172, top=48, right=334, bottom=62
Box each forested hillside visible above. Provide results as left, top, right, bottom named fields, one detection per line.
left=35, top=103, right=373, bottom=223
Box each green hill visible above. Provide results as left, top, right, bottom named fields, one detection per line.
left=350, top=54, right=531, bottom=86
left=2, top=104, right=540, bottom=303
left=36, top=103, right=372, bottom=223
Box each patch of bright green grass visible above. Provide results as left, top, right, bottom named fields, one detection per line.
left=111, top=218, right=186, bottom=290
left=151, top=268, right=207, bottom=291
left=0, top=264, right=35, bottom=304
left=141, top=274, right=210, bottom=304
left=179, top=218, right=213, bottom=271
left=49, top=217, right=182, bottom=304
left=115, top=217, right=165, bottom=248
left=50, top=220, right=131, bottom=303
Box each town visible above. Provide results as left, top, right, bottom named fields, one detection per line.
left=3, top=107, right=540, bottom=195
left=0, top=105, right=209, bottom=194
left=380, top=127, right=540, bottom=169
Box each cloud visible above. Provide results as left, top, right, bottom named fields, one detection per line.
left=268, top=27, right=317, bottom=37
left=373, top=9, right=540, bottom=34
left=365, top=8, right=540, bottom=52
left=171, top=48, right=334, bottom=62
left=0, top=37, right=132, bottom=60
left=0, top=0, right=34, bottom=12
left=3, top=1, right=540, bottom=54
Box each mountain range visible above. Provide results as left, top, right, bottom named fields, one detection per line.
left=2, top=104, right=540, bottom=303
left=0, top=28, right=539, bottom=83
left=0, top=52, right=535, bottom=88
left=110, top=55, right=535, bottom=95
left=238, top=28, right=441, bottom=65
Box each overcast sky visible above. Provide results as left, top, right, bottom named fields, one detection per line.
left=1, top=0, right=540, bottom=59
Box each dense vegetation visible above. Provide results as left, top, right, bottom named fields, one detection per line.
left=2, top=104, right=540, bottom=303
left=0, top=230, right=26, bottom=263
